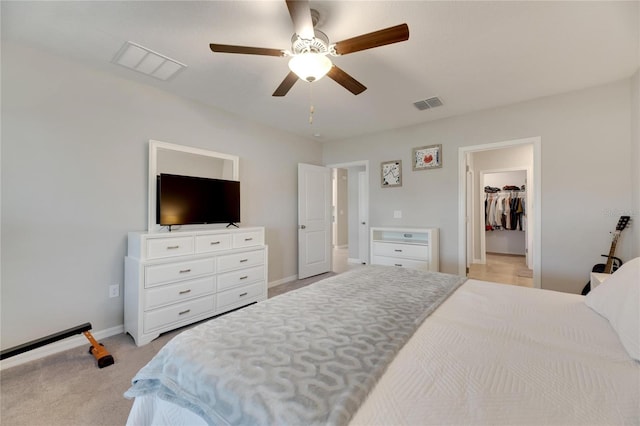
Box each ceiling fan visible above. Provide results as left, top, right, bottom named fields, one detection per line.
left=209, top=0, right=409, bottom=97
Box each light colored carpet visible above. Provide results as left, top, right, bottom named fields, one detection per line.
left=0, top=273, right=329, bottom=426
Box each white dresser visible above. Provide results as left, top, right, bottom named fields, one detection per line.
left=124, top=227, right=267, bottom=346
left=370, top=227, right=439, bottom=272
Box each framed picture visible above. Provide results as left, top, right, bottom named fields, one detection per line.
left=412, top=144, right=442, bottom=170
left=381, top=160, right=402, bottom=187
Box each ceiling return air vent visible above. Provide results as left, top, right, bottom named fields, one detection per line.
left=112, top=41, right=187, bottom=81
left=413, top=96, right=443, bottom=111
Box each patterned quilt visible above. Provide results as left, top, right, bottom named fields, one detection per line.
left=125, top=265, right=466, bottom=425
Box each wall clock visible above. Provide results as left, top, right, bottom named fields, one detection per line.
left=381, top=160, right=402, bottom=187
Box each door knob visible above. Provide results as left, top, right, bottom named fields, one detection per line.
left=300, top=225, right=306, bottom=229
left=361, top=222, right=366, bottom=225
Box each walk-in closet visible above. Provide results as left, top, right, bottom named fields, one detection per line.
left=483, top=171, right=527, bottom=257
left=466, top=144, right=534, bottom=287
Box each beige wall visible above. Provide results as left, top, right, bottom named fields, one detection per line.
left=1, top=42, right=322, bottom=349
left=631, top=70, right=640, bottom=257
left=323, top=78, right=635, bottom=294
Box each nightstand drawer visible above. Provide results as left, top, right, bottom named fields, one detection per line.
left=373, top=242, right=428, bottom=260
left=145, top=276, right=216, bottom=310
left=218, top=266, right=265, bottom=292
left=371, top=255, right=429, bottom=270
left=146, top=236, right=195, bottom=259
left=195, top=234, right=233, bottom=254
left=144, top=295, right=215, bottom=332
left=145, top=258, right=215, bottom=287
left=216, top=282, right=263, bottom=309
left=233, top=231, right=264, bottom=248
left=217, top=249, right=264, bottom=272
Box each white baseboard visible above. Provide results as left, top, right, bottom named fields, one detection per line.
left=348, top=258, right=363, bottom=264
left=0, top=324, right=124, bottom=371
left=268, top=274, right=298, bottom=288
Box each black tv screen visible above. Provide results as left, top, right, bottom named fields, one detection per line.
left=157, top=174, right=240, bottom=226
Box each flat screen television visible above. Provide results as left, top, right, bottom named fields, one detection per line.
left=156, top=173, right=240, bottom=226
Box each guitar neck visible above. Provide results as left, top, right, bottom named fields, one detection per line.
left=603, top=233, right=620, bottom=273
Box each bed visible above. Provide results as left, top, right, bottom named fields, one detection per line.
left=125, top=259, right=640, bottom=425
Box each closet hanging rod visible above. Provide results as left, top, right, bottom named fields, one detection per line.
left=485, top=190, right=526, bottom=194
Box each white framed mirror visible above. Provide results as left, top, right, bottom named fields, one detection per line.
left=148, top=140, right=239, bottom=232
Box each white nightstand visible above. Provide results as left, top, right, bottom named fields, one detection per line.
left=590, top=272, right=611, bottom=290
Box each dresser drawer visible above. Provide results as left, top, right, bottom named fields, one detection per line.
left=144, top=295, right=215, bottom=333
left=216, top=282, right=263, bottom=309
left=218, top=265, right=265, bottom=292
left=145, top=258, right=215, bottom=287
left=217, top=249, right=264, bottom=272
left=233, top=231, right=264, bottom=248
left=145, top=276, right=216, bottom=310
left=372, top=242, right=428, bottom=260
left=371, top=255, right=429, bottom=271
left=195, top=234, right=232, bottom=254
left=146, top=236, right=195, bottom=259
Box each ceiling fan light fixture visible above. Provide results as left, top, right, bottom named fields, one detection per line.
left=288, top=52, right=332, bottom=82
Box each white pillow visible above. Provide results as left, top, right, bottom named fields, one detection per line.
left=585, top=257, right=640, bottom=361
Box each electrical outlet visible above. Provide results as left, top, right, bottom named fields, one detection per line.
left=109, top=284, right=119, bottom=298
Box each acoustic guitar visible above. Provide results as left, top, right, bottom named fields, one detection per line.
left=581, top=215, right=631, bottom=295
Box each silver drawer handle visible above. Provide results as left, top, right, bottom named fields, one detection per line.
left=179, top=269, right=191, bottom=274
left=178, top=309, right=191, bottom=315
left=394, top=249, right=403, bottom=252
left=239, top=276, right=248, bottom=280
left=167, top=245, right=180, bottom=250
left=239, top=259, right=248, bottom=263
left=239, top=292, right=248, bottom=297
left=210, top=241, right=220, bottom=245
left=404, top=234, right=413, bottom=238
left=179, top=289, right=191, bottom=295
left=394, top=264, right=403, bottom=267
left=244, top=238, right=253, bottom=241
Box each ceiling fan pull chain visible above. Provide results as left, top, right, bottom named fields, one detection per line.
left=309, top=88, right=313, bottom=125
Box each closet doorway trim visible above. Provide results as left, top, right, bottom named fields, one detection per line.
left=458, top=137, right=541, bottom=289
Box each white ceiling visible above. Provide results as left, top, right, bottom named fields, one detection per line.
left=2, top=1, right=638, bottom=142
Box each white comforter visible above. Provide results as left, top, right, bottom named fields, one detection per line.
left=128, top=279, right=640, bottom=425
left=352, top=279, right=640, bottom=425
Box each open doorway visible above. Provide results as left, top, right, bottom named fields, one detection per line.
left=458, top=137, right=541, bottom=288
left=327, top=161, right=370, bottom=274
left=472, top=168, right=532, bottom=286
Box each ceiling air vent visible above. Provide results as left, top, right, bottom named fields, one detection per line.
left=413, top=96, right=443, bottom=111
left=112, top=41, right=187, bottom=81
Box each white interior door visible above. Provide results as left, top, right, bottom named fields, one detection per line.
left=465, top=160, right=473, bottom=273
left=298, top=163, right=331, bottom=279
left=358, top=171, right=369, bottom=264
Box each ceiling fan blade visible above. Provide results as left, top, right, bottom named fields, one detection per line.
left=209, top=43, right=284, bottom=57
left=273, top=71, right=299, bottom=97
left=327, top=66, right=367, bottom=95
left=333, top=23, right=409, bottom=55
left=286, top=0, right=314, bottom=39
